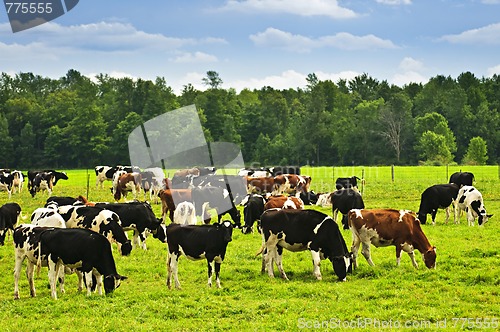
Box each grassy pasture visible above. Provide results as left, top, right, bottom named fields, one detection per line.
left=0, top=166, right=499, bottom=331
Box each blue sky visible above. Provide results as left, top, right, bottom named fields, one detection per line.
left=1, top=0, right=500, bottom=93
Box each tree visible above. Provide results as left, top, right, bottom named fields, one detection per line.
left=463, top=136, right=488, bottom=165
left=202, top=71, right=223, bottom=90
left=0, top=114, right=14, bottom=166
left=416, top=131, right=453, bottom=164
left=414, top=112, right=457, bottom=161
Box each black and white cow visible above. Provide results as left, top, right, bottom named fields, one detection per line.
left=455, top=186, right=493, bottom=226
left=241, top=194, right=266, bottom=234
left=140, top=167, right=165, bottom=203
left=449, top=171, right=474, bottom=187
left=46, top=195, right=90, bottom=207
left=12, top=170, right=24, bottom=194
left=0, top=202, right=22, bottom=245
left=173, top=201, right=197, bottom=225
left=258, top=209, right=352, bottom=281
left=191, top=186, right=241, bottom=227
left=94, top=201, right=166, bottom=249
left=417, top=183, right=459, bottom=225
left=13, top=225, right=127, bottom=299
left=0, top=171, right=14, bottom=199
left=29, top=170, right=69, bottom=198
left=166, top=221, right=234, bottom=289
left=57, top=205, right=132, bottom=256
left=330, top=188, right=365, bottom=230
left=335, top=176, right=361, bottom=190
left=31, top=206, right=66, bottom=228
left=95, top=165, right=140, bottom=189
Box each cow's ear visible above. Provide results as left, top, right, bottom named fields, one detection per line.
left=487, top=214, right=493, bottom=218
left=119, top=275, right=128, bottom=280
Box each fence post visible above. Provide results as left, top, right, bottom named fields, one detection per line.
left=446, top=164, right=449, bottom=182
left=361, top=168, right=365, bottom=195
left=86, top=170, right=90, bottom=200
left=391, top=165, right=395, bottom=183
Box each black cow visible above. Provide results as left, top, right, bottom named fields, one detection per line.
left=13, top=225, right=127, bottom=299
left=299, top=190, right=319, bottom=205
left=335, top=176, right=360, bottom=190
left=449, top=171, right=474, bottom=187
left=259, top=209, right=352, bottom=281
left=417, top=183, right=460, bottom=225
left=57, top=205, right=132, bottom=256
left=0, top=202, right=22, bottom=245
left=330, top=189, right=365, bottom=230
left=191, top=186, right=241, bottom=227
left=166, top=221, right=233, bottom=289
left=0, top=171, right=14, bottom=198
left=241, top=194, right=266, bottom=234
left=192, top=174, right=247, bottom=205
left=94, top=201, right=166, bottom=249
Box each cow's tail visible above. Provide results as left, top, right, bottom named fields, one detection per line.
left=255, top=243, right=265, bottom=256
left=36, top=244, right=42, bottom=276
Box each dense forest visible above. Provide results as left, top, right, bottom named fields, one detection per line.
left=0, top=69, right=498, bottom=169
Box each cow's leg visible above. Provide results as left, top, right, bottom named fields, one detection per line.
left=445, top=206, right=450, bottom=224
left=58, top=266, right=65, bottom=294
left=401, top=243, right=418, bottom=268
left=83, top=271, right=94, bottom=296
left=95, top=273, right=104, bottom=295
left=261, top=247, right=268, bottom=274
left=396, top=246, right=403, bottom=266
left=76, top=270, right=84, bottom=292
left=14, top=255, right=26, bottom=299
left=47, top=258, right=60, bottom=299
left=350, top=231, right=361, bottom=268
left=138, top=232, right=147, bottom=250
left=207, top=259, right=214, bottom=287
left=310, top=250, right=322, bottom=280
left=467, top=208, right=474, bottom=226
left=274, top=246, right=289, bottom=280
left=214, top=257, right=222, bottom=288
left=167, top=252, right=181, bottom=289
left=431, top=209, right=437, bottom=226
left=27, top=262, right=37, bottom=297
left=361, top=242, right=375, bottom=266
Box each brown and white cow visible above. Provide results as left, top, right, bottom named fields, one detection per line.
left=348, top=209, right=436, bottom=269
left=246, top=176, right=275, bottom=194
left=264, top=195, right=304, bottom=210
left=158, top=189, right=193, bottom=222
left=113, top=173, right=142, bottom=201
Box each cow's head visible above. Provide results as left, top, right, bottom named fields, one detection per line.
left=151, top=223, right=167, bottom=243
left=332, top=253, right=352, bottom=282
left=103, top=274, right=128, bottom=294
left=218, top=220, right=234, bottom=243
left=478, top=213, right=493, bottom=226
left=422, top=246, right=437, bottom=269
left=417, top=212, right=427, bottom=224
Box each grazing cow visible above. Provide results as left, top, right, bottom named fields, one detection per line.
left=173, top=201, right=197, bottom=225
left=140, top=168, right=165, bottom=203
left=166, top=221, right=234, bottom=289
left=13, top=225, right=127, bottom=299
left=94, top=201, right=166, bottom=249
left=300, top=190, right=319, bottom=205
left=348, top=209, right=436, bottom=269
left=264, top=195, right=304, bottom=210
left=449, top=171, right=474, bottom=187
left=335, top=176, right=361, bottom=190
left=192, top=174, right=247, bottom=205
left=241, top=194, right=266, bottom=234
left=330, top=188, right=365, bottom=230
left=0, top=171, right=14, bottom=198
left=315, top=193, right=331, bottom=207
left=258, top=209, right=352, bottom=281
left=95, top=165, right=139, bottom=189
left=46, top=195, right=91, bottom=207
left=0, top=202, right=22, bottom=245
left=417, top=184, right=459, bottom=225
left=57, top=205, right=132, bottom=256
left=158, top=189, right=193, bottom=222
left=455, top=186, right=492, bottom=226
left=28, top=170, right=68, bottom=192
left=283, top=174, right=310, bottom=194
left=192, top=186, right=241, bottom=226
left=171, top=167, right=201, bottom=188
left=113, top=172, right=142, bottom=201
left=31, top=206, right=66, bottom=229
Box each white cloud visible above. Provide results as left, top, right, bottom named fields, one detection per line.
left=398, top=57, right=424, bottom=72
left=438, top=23, right=500, bottom=45
left=481, top=0, right=500, bottom=4
left=376, top=0, right=412, bottom=5
left=172, top=52, right=218, bottom=63
left=390, top=57, right=427, bottom=86
left=250, top=27, right=397, bottom=52
left=487, top=64, right=500, bottom=76
left=220, top=0, right=358, bottom=19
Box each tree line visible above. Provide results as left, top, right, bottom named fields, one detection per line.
left=0, top=69, right=498, bottom=169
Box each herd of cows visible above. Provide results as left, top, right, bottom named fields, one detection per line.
left=0, top=166, right=493, bottom=300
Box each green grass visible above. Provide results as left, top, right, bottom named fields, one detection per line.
left=0, top=166, right=499, bottom=331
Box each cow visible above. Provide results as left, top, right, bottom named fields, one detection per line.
left=158, top=189, right=193, bottom=222
left=94, top=201, right=166, bottom=249
left=449, top=171, right=475, bottom=187
left=140, top=168, right=165, bottom=203
left=417, top=183, right=459, bottom=225
left=238, top=167, right=272, bottom=177
left=335, top=176, right=361, bottom=191
left=315, top=193, right=332, bottom=207
left=13, top=225, right=127, bottom=299
left=264, top=195, right=304, bottom=210
left=31, top=206, right=66, bottom=229
left=173, top=201, right=197, bottom=225
left=57, top=205, right=132, bottom=256
left=258, top=209, right=352, bottom=281
left=269, top=166, right=300, bottom=176
left=0, top=171, right=14, bottom=199
left=166, top=221, right=234, bottom=289
left=246, top=176, right=275, bottom=194
left=300, top=190, right=319, bottom=205
left=330, top=188, right=365, bottom=230
left=46, top=195, right=92, bottom=207
left=0, top=202, right=22, bottom=245
left=113, top=172, right=142, bottom=201
left=192, top=174, right=247, bottom=205
left=12, top=170, right=24, bottom=194
left=95, top=165, right=140, bottom=189
left=192, top=186, right=242, bottom=226
left=241, top=194, right=266, bottom=234
left=171, top=167, right=202, bottom=188
left=454, top=186, right=492, bottom=226
left=348, top=209, right=436, bottom=269
left=283, top=174, right=309, bottom=194
left=28, top=170, right=68, bottom=192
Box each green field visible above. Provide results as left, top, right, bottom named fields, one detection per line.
left=0, top=166, right=499, bottom=331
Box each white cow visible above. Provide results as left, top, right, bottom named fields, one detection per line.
left=454, top=186, right=492, bottom=226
